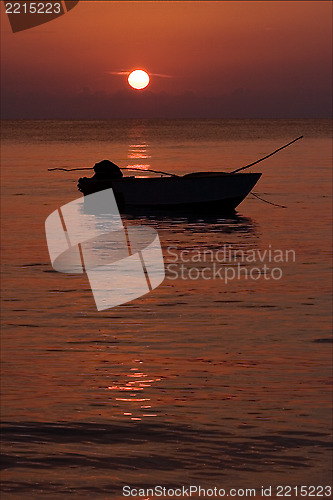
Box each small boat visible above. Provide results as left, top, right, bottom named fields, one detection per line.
left=77, top=170, right=261, bottom=213
left=49, top=136, right=302, bottom=214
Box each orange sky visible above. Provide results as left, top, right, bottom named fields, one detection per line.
left=1, top=1, right=332, bottom=118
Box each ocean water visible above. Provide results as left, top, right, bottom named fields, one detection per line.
left=1, top=119, right=332, bottom=499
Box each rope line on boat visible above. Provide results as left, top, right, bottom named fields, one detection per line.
left=230, top=136, right=303, bottom=174
left=251, top=191, right=286, bottom=208
left=48, top=166, right=179, bottom=177
left=48, top=167, right=93, bottom=171
left=121, top=167, right=179, bottom=177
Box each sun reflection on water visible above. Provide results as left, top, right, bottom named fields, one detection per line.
left=127, top=140, right=151, bottom=175
left=107, top=360, right=161, bottom=421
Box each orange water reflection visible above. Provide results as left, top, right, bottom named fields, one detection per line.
left=107, top=361, right=161, bottom=421
left=127, top=141, right=151, bottom=174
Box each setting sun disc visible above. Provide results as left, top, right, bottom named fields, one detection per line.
left=128, top=70, right=150, bottom=90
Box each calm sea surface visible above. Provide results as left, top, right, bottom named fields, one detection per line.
left=1, top=120, right=332, bottom=499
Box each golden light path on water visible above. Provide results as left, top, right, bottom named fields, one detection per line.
left=127, top=141, right=151, bottom=176
left=108, top=364, right=160, bottom=421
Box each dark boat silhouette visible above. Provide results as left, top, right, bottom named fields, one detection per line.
left=77, top=161, right=261, bottom=213
left=48, top=137, right=302, bottom=214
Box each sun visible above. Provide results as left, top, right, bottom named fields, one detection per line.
left=128, top=70, right=150, bottom=90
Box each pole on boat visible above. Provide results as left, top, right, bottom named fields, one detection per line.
left=48, top=167, right=93, bottom=171
left=230, top=135, right=303, bottom=174
left=48, top=166, right=178, bottom=177
left=120, top=166, right=179, bottom=177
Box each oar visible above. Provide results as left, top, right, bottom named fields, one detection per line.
left=230, top=136, right=303, bottom=174
left=48, top=166, right=179, bottom=177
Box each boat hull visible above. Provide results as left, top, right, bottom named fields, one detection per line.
left=78, top=173, right=261, bottom=213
